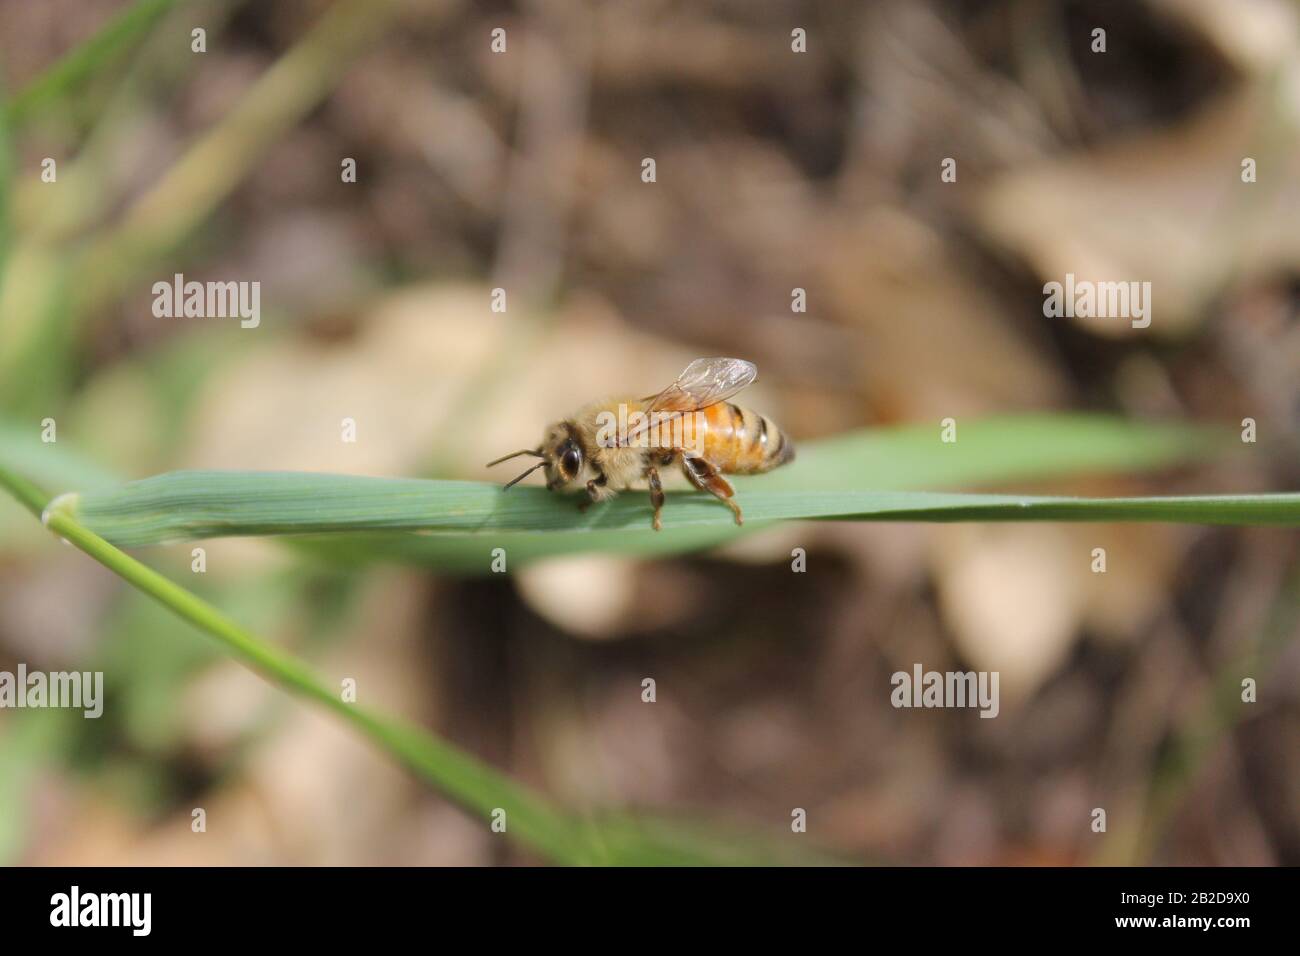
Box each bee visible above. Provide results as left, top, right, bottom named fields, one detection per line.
left=487, top=357, right=794, bottom=530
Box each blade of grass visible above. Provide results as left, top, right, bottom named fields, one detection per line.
left=13, top=413, right=1220, bottom=566
left=0, top=1, right=243, bottom=414
left=2, top=0, right=400, bottom=407
left=45, top=418, right=1293, bottom=568
left=0, top=420, right=120, bottom=495
left=0, top=462, right=48, bottom=517
left=760, top=414, right=1220, bottom=492
left=32, top=483, right=589, bottom=864
left=0, top=419, right=120, bottom=549
left=66, top=472, right=1300, bottom=541
left=4, top=465, right=828, bottom=864
left=77, top=0, right=403, bottom=307
left=1, top=463, right=569, bottom=858
left=2, top=0, right=182, bottom=128
left=0, top=75, right=10, bottom=284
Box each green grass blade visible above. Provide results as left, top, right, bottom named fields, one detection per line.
left=49, top=417, right=1293, bottom=567
left=0, top=467, right=817, bottom=864
left=66, top=473, right=1300, bottom=539
left=2, top=0, right=181, bottom=128
left=0, top=420, right=121, bottom=495
left=76, top=0, right=401, bottom=305
left=7, top=468, right=840, bottom=864
left=0, top=76, right=10, bottom=283
left=34, top=485, right=591, bottom=864
left=0, top=460, right=47, bottom=517
left=760, top=414, right=1218, bottom=492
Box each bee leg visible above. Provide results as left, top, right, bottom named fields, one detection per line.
left=578, top=475, right=607, bottom=512
left=647, top=466, right=665, bottom=531
left=681, top=455, right=743, bottom=526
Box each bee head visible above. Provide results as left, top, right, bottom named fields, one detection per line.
left=486, top=423, right=585, bottom=491
left=541, top=424, right=584, bottom=491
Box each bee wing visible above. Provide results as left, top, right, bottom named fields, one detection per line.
left=620, top=357, right=757, bottom=447
left=644, top=357, right=757, bottom=414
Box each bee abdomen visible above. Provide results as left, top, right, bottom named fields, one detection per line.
left=760, top=413, right=795, bottom=469
left=705, top=403, right=794, bottom=474
left=753, top=410, right=794, bottom=470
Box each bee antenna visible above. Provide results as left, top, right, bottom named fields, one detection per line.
left=486, top=448, right=544, bottom=467
left=502, top=461, right=547, bottom=490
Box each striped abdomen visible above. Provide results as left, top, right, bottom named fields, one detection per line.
left=696, top=402, right=794, bottom=474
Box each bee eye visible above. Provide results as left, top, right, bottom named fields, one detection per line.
left=560, top=446, right=581, bottom=476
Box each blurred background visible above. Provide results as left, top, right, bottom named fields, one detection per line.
left=0, top=0, right=1297, bottom=865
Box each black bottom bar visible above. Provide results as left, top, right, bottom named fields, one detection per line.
left=0, top=866, right=1284, bottom=941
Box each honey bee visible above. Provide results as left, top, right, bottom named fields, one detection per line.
left=488, top=357, right=794, bottom=530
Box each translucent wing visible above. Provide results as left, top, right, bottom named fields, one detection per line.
left=620, top=358, right=757, bottom=447
left=644, top=357, right=757, bottom=414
